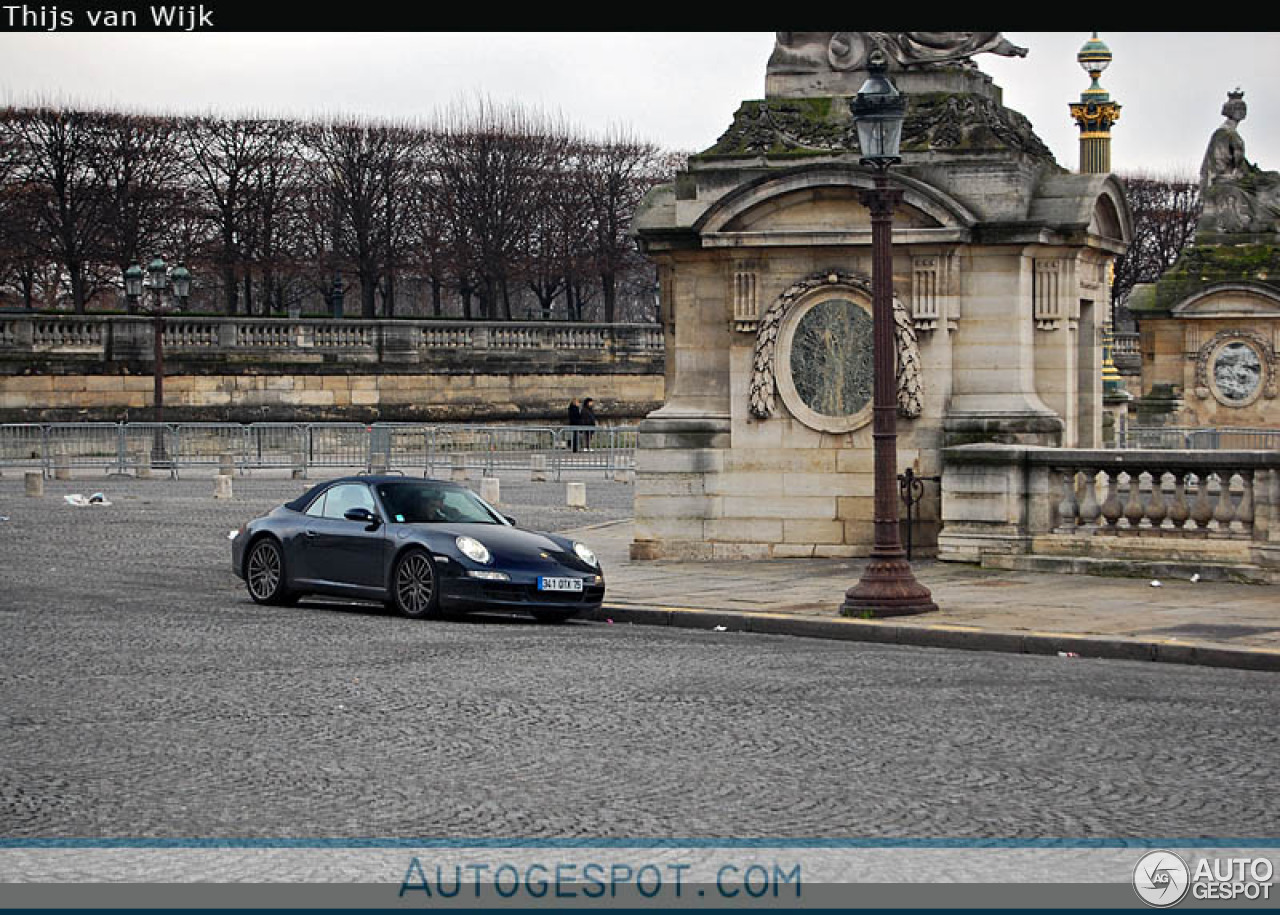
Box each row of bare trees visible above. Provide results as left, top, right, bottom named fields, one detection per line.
left=0, top=101, right=680, bottom=322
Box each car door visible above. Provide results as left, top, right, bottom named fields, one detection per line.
left=298, top=482, right=387, bottom=591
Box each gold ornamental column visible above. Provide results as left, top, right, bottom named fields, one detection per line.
left=1069, top=33, right=1121, bottom=174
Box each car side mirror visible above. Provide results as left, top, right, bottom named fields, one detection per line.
left=503, top=514, right=517, bottom=527
left=344, top=507, right=381, bottom=529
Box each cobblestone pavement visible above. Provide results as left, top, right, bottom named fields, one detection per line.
left=1, top=471, right=1277, bottom=840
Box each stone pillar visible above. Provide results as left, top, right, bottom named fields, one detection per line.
left=936, top=443, right=1037, bottom=563
left=944, top=248, right=1063, bottom=445
left=53, top=450, right=71, bottom=481
left=214, top=473, right=233, bottom=499
left=108, top=318, right=151, bottom=361
left=13, top=317, right=34, bottom=349
left=567, top=481, right=586, bottom=508
left=135, top=449, right=152, bottom=479
left=290, top=452, right=307, bottom=480
left=450, top=454, right=469, bottom=482
left=24, top=471, right=43, bottom=497
left=218, top=453, right=236, bottom=476
left=380, top=322, right=421, bottom=365
left=530, top=454, right=549, bottom=482
left=480, top=476, right=500, bottom=505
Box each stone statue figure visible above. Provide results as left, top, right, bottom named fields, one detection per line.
left=769, top=31, right=1027, bottom=75
left=1198, top=89, right=1280, bottom=235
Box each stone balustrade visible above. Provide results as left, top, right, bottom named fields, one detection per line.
left=938, top=443, right=1280, bottom=580
left=1111, top=330, right=1141, bottom=374
left=1054, top=460, right=1256, bottom=538
left=0, top=314, right=664, bottom=366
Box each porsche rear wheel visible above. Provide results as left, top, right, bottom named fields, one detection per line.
left=391, top=549, right=439, bottom=619
left=245, top=537, right=293, bottom=606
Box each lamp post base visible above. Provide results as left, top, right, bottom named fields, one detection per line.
left=841, top=557, right=938, bottom=618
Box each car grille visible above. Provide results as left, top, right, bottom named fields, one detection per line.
left=475, top=582, right=605, bottom=604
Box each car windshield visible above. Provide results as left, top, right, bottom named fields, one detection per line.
left=375, top=481, right=504, bottom=525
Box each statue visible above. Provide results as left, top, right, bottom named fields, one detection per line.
left=1198, top=89, right=1280, bottom=235
left=769, top=32, right=1027, bottom=75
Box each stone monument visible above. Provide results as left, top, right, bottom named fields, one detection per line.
left=1128, top=89, right=1280, bottom=431
left=630, top=32, right=1131, bottom=561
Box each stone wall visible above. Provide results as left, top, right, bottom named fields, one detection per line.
left=1129, top=278, right=1280, bottom=430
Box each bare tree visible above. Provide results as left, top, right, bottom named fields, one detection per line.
left=303, top=118, right=423, bottom=318
left=1113, top=171, right=1202, bottom=328
left=0, top=110, right=42, bottom=307
left=574, top=130, right=666, bottom=324
left=433, top=100, right=570, bottom=320
left=182, top=116, right=280, bottom=314
left=6, top=106, right=113, bottom=311
left=97, top=111, right=187, bottom=307
left=237, top=119, right=308, bottom=315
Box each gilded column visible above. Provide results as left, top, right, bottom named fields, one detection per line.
left=1069, top=33, right=1121, bottom=174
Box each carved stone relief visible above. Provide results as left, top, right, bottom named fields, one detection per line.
left=1194, top=329, right=1277, bottom=405
left=749, top=272, right=923, bottom=431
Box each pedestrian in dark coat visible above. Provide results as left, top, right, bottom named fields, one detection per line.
left=568, top=398, right=582, bottom=452
left=581, top=397, right=598, bottom=451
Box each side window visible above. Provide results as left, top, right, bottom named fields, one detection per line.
left=304, top=491, right=327, bottom=518
left=322, top=483, right=375, bottom=520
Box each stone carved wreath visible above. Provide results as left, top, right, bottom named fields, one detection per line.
left=749, top=272, right=924, bottom=422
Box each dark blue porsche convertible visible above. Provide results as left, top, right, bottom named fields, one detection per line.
left=231, top=476, right=604, bottom=621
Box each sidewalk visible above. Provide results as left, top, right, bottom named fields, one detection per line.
left=572, top=521, right=1280, bottom=672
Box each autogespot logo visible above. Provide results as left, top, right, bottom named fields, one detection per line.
left=1133, top=850, right=1191, bottom=907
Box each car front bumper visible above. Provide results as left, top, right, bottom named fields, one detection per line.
left=439, top=574, right=605, bottom=613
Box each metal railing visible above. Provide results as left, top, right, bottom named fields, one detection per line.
left=0, top=422, right=636, bottom=480
left=1120, top=426, right=1280, bottom=451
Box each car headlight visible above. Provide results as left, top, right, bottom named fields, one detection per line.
left=456, top=535, right=492, bottom=564
left=573, top=541, right=598, bottom=568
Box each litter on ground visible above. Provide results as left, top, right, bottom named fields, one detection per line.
left=63, top=493, right=111, bottom=507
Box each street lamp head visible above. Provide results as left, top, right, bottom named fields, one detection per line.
left=124, top=264, right=144, bottom=300
left=852, top=49, right=906, bottom=169
left=170, top=264, right=191, bottom=301
left=147, top=257, right=168, bottom=291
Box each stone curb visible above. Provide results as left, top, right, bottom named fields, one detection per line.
left=588, top=604, right=1280, bottom=673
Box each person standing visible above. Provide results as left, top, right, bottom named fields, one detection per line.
left=567, top=398, right=582, bottom=452
left=581, top=397, right=598, bottom=451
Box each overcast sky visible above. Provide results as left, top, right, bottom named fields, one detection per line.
left=0, top=31, right=1276, bottom=177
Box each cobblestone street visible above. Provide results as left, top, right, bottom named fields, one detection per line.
left=1, top=473, right=1277, bottom=840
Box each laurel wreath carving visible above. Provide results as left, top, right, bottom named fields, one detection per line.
left=749, top=272, right=923, bottom=421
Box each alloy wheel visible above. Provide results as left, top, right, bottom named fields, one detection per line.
left=395, top=552, right=436, bottom=617
left=247, top=540, right=282, bottom=602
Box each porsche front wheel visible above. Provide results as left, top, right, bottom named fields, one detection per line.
left=245, top=537, right=294, bottom=606
left=391, top=549, right=439, bottom=619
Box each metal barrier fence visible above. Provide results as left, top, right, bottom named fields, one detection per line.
left=1121, top=426, right=1280, bottom=451
left=0, top=422, right=637, bottom=480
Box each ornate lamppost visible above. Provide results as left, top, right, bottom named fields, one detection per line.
left=841, top=52, right=938, bottom=618
left=125, top=258, right=191, bottom=463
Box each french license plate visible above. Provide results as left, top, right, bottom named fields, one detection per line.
left=538, top=577, right=583, bottom=592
